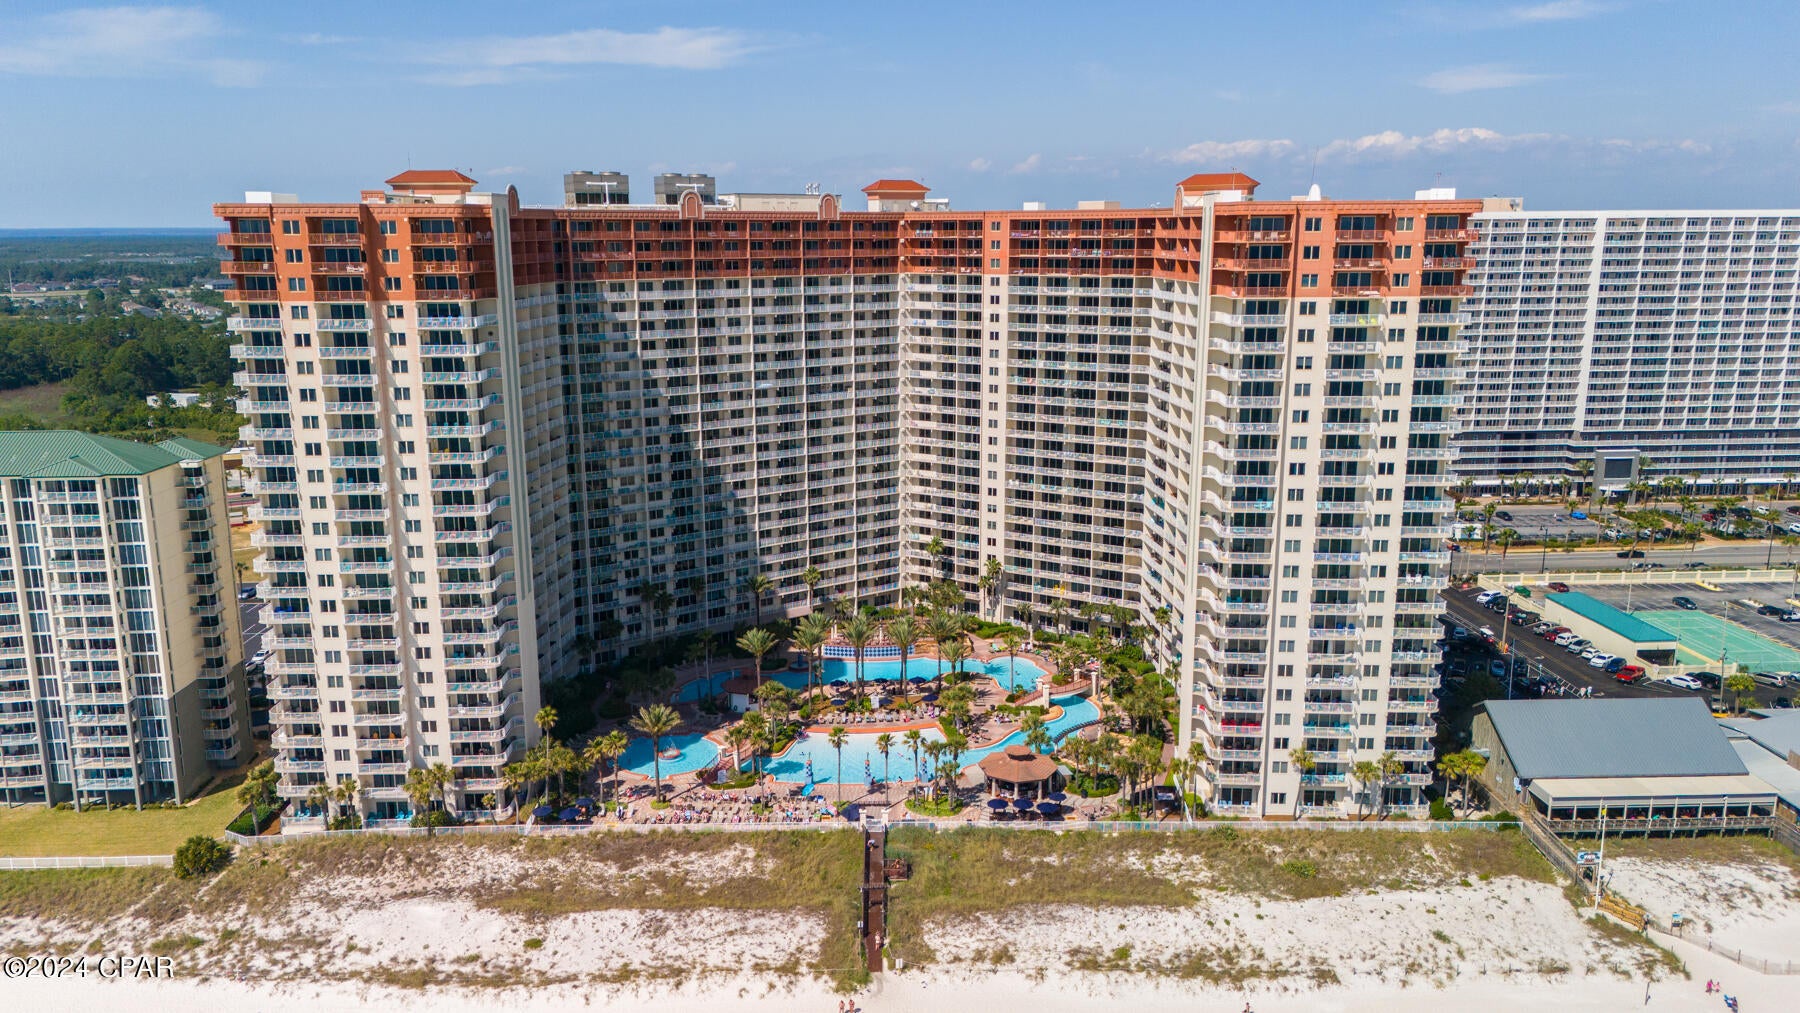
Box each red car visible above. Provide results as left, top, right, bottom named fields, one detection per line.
left=1543, top=626, right=1570, bottom=640
left=1547, top=582, right=1571, bottom=593
left=1614, top=666, right=1646, bottom=684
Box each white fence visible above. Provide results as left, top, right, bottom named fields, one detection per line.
left=1479, top=568, right=1800, bottom=589
left=0, top=854, right=172, bottom=870
left=225, top=816, right=1515, bottom=847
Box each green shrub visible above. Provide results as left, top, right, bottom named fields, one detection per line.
left=596, top=694, right=630, bottom=720
left=522, top=938, right=543, bottom=950
left=1429, top=799, right=1455, bottom=821
left=1278, top=859, right=1318, bottom=879
left=172, top=835, right=231, bottom=878
left=327, top=814, right=363, bottom=831
left=409, top=809, right=458, bottom=829
left=1479, top=811, right=1521, bottom=826
left=905, top=795, right=966, bottom=817
left=1068, top=772, right=1119, bottom=797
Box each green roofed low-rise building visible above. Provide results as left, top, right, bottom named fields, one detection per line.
left=0, top=432, right=249, bottom=807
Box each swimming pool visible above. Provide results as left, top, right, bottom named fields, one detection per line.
left=617, top=732, right=721, bottom=777
left=672, top=654, right=1050, bottom=702
left=756, top=694, right=1099, bottom=784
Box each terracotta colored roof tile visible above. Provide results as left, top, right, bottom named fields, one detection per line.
left=862, top=178, right=930, bottom=195
left=1177, top=172, right=1260, bottom=192
left=385, top=169, right=477, bottom=188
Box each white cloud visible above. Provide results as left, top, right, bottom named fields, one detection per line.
left=1505, top=0, right=1613, bottom=22
left=292, top=32, right=358, bottom=46
left=419, top=26, right=762, bottom=84
left=0, top=5, right=262, bottom=86
left=1164, top=138, right=1297, bottom=165
left=1009, top=153, right=1043, bottom=174
left=967, top=157, right=992, bottom=172
left=1315, top=128, right=1554, bottom=161
left=1763, top=100, right=1800, bottom=115
left=482, top=166, right=528, bottom=177
left=1421, top=64, right=1552, bottom=93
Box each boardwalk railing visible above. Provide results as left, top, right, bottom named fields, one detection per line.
left=0, top=854, right=171, bottom=870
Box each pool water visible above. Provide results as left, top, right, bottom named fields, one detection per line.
left=672, top=655, right=1050, bottom=702
left=617, top=732, right=721, bottom=777
left=756, top=694, right=1099, bottom=784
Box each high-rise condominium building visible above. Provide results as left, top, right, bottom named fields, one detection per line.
left=0, top=433, right=248, bottom=807
left=1459, top=209, right=1800, bottom=492
left=219, top=169, right=1483, bottom=819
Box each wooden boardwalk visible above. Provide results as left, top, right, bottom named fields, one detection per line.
left=860, top=826, right=888, bottom=972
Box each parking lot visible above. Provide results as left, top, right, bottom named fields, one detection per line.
left=1441, top=588, right=1666, bottom=701
left=1575, top=581, right=1800, bottom=672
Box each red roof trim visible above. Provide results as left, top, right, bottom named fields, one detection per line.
left=385, top=169, right=477, bottom=188
left=1177, top=172, right=1260, bottom=191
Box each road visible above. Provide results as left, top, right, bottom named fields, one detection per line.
left=1457, top=540, right=1798, bottom=574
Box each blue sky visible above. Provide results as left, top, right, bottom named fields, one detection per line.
left=0, top=1, right=1796, bottom=226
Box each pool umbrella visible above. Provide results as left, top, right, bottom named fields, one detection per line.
left=986, top=798, right=1009, bottom=810
left=559, top=807, right=581, bottom=822
left=805, top=754, right=815, bottom=783
left=576, top=796, right=596, bottom=809
left=1036, top=801, right=1061, bottom=817
left=1011, top=797, right=1034, bottom=811
left=864, top=757, right=872, bottom=781
left=1046, top=791, right=1068, bottom=803
left=532, top=805, right=554, bottom=821
left=908, top=676, right=928, bottom=685
left=922, top=693, right=939, bottom=703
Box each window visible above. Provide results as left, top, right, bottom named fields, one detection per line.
left=1297, top=328, right=1315, bottom=342
left=1288, top=436, right=1307, bottom=449
left=1280, top=589, right=1299, bottom=602
left=1285, top=513, right=1303, bottom=526
left=287, top=277, right=306, bottom=292
left=1298, top=300, right=1316, bottom=315
left=1291, top=410, right=1309, bottom=422
left=1302, top=245, right=1320, bottom=259
left=1279, top=614, right=1296, bottom=628
left=285, top=249, right=303, bottom=263
left=1293, top=383, right=1311, bottom=396
left=1301, top=273, right=1318, bottom=287
left=1388, top=300, right=1408, bottom=314
left=1390, top=273, right=1409, bottom=287
left=382, top=249, right=399, bottom=263
left=1287, top=462, right=1306, bottom=475
left=1395, top=216, right=1414, bottom=231
left=1295, top=356, right=1313, bottom=369
left=1304, top=217, right=1322, bottom=232
left=281, top=220, right=300, bottom=235
left=1392, top=244, right=1412, bottom=259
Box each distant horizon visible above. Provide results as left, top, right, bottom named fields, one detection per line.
left=0, top=227, right=218, bottom=237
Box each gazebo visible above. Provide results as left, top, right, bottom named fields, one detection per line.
left=978, top=745, right=1059, bottom=799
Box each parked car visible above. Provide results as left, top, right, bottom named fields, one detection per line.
left=1547, top=582, right=1571, bottom=593
left=1616, top=669, right=1648, bottom=685
left=1547, top=627, right=1573, bottom=642
left=249, top=649, right=270, bottom=668
left=1776, top=697, right=1794, bottom=709
left=1691, top=671, right=1721, bottom=690
left=1781, top=612, right=1800, bottom=623
left=1531, top=622, right=1555, bottom=634
left=1751, top=671, right=1791, bottom=688
left=1449, top=626, right=1471, bottom=641
left=1489, top=659, right=1509, bottom=679
left=238, top=587, right=257, bottom=602
left=1603, top=656, right=1626, bottom=673
left=1448, top=658, right=1470, bottom=677
left=1618, top=549, right=1646, bottom=558
left=1477, top=626, right=1498, bottom=643
left=1564, top=638, right=1591, bottom=653
left=1788, top=505, right=1800, bottom=516
left=1665, top=674, right=1704, bottom=691
left=1617, top=664, right=1647, bottom=682
left=1495, top=510, right=1513, bottom=521
left=1757, top=604, right=1787, bottom=617
left=1786, top=523, right=1800, bottom=535
left=1672, top=596, right=1698, bottom=610
left=1475, top=590, right=1503, bottom=605
left=1511, top=610, right=1539, bottom=626
left=1580, top=647, right=1604, bottom=662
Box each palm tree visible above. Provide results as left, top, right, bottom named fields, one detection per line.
left=1375, top=750, right=1405, bottom=816
left=938, top=635, right=970, bottom=688
left=736, top=627, right=777, bottom=691
left=305, top=782, right=332, bottom=824
left=331, top=775, right=360, bottom=825
left=740, top=711, right=770, bottom=777
left=875, top=732, right=894, bottom=789
left=1480, top=502, right=1499, bottom=555
left=1288, top=746, right=1316, bottom=781
left=926, top=611, right=961, bottom=691
left=595, top=616, right=625, bottom=666
left=1575, top=459, right=1594, bottom=504
left=429, top=761, right=456, bottom=815
left=235, top=760, right=276, bottom=833
left=924, top=535, right=948, bottom=577
left=999, top=629, right=1023, bottom=686
left=742, top=572, right=774, bottom=628
left=650, top=587, right=676, bottom=633
left=842, top=612, right=874, bottom=698
left=1724, top=672, right=1756, bottom=715
left=1495, top=527, right=1519, bottom=560
left=888, top=616, right=919, bottom=691
left=586, top=729, right=630, bottom=809
left=534, top=705, right=559, bottom=746
left=903, top=728, right=924, bottom=782
left=724, top=722, right=751, bottom=774
left=1023, top=713, right=1052, bottom=755
left=629, top=703, right=682, bottom=801
left=828, top=725, right=848, bottom=798
left=802, top=564, right=823, bottom=609
left=1350, top=759, right=1380, bottom=820
left=978, top=557, right=1005, bottom=619
left=404, top=767, right=438, bottom=830
left=792, top=613, right=829, bottom=697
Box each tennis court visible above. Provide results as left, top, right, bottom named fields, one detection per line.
left=1638, top=610, right=1800, bottom=671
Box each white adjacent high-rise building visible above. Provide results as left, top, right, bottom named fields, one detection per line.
left=0, top=432, right=249, bottom=807
left=1460, top=208, right=1800, bottom=491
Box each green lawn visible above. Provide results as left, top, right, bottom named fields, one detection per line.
left=0, top=380, right=72, bottom=424
left=0, top=775, right=246, bottom=857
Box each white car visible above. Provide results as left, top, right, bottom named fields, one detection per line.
left=1554, top=632, right=1578, bottom=647
left=1580, top=647, right=1602, bottom=661
left=249, top=649, right=270, bottom=668
left=1665, top=675, right=1704, bottom=691
left=1586, top=653, right=1615, bottom=669
left=1475, top=590, right=1502, bottom=605
left=1565, top=638, right=1591, bottom=653
left=1477, top=626, right=1498, bottom=641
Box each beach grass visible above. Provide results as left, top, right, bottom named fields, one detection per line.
left=0, top=780, right=244, bottom=858
left=1602, top=833, right=1800, bottom=872
left=884, top=826, right=1553, bottom=962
